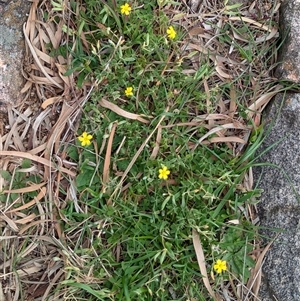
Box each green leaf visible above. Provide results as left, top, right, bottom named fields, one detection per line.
left=0, top=170, right=11, bottom=181
left=62, top=281, right=104, bottom=298
left=21, top=158, right=32, bottom=169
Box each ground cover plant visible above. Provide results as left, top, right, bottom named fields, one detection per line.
left=0, top=0, right=289, bottom=300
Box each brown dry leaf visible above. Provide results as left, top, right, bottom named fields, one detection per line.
left=150, top=126, right=162, bottom=159
left=256, top=27, right=278, bottom=43
left=193, top=114, right=233, bottom=122
left=29, top=108, right=52, bottom=149
left=229, top=86, right=237, bottom=118
left=215, top=65, right=232, bottom=79
left=0, top=151, right=75, bottom=177
left=20, top=80, right=33, bottom=94
left=161, top=121, right=202, bottom=129
left=28, top=63, right=56, bottom=75
left=26, top=0, right=38, bottom=38
left=229, top=16, right=273, bottom=32
left=193, top=123, right=251, bottom=148
left=29, top=143, right=47, bottom=155
left=23, top=24, right=64, bottom=89
left=246, top=237, right=277, bottom=298
left=3, top=109, right=26, bottom=151
left=27, top=284, right=49, bottom=300
left=18, top=220, right=51, bottom=235
left=54, top=19, right=64, bottom=48
left=35, top=20, right=60, bottom=49
left=16, top=265, right=44, bottom=278
left=14, top=213, right=37, bottom=224
left=2, top=182, right=46, bottom=194
left=188, top=26, right=205, bottom=36
left=102, top=122, right=117, bottom=194
left=43, top=100, right=81, bottom=178
left=55, top=63, right=71, bottom=87
left=192, top=230, right=221, bottom=301
left=32, top=46, right=53, bottom=65
left=99, top=98, right=151, bottom=124
left=41, top=96, right=63, bottom=109
left=202, top=136, right=246, bottom=144
left=27, top=73, right=63, bottom=86
left=41, top=269, right=65, bottom=301
left=246, top=85, right=282, bottom=118
left=185, top=42, right=211, bottom=58
left=0, top=213, right=19, bottom=232
left=6, top=187, right=46, bottom=213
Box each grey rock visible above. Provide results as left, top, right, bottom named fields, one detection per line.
left=256, top=92, right=300, bottom=301
left=256, top=0, right=300, bottom=299
left=275, top=0, right=300, bottom=82
left=0, top=0, right=30, bottom=111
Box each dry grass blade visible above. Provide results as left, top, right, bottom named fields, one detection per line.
left=255, top=27, right=278, bottom=43
left=201, top=136, right=246, bottom=144
left=6, top=187, right=45, bottom=214
left=0, top=0, right=92, bottom=299
left=41, top=269, right=65, bottom=301
left=246, top=85, right=283, bottom=119
left=2, top=182, right=45, bottom=194
left=0, top=212, right=19, bottom=232
left=228, top=16, right=274, bottom=32
left=99, top=98, right=151, bottom=123
left=192, top=229, right=221, bottom=301
left=41, top=96, right=63, bottom=109
left=0, top=151, right=75, bottom=177
left=193, top=123, right=251, bottom=149
left=23, top=23, right=64, bottom=90
left=150, top=126, right=162, bottom=159
left=246, top=237, right=277, bottom=299
left=14, top=214, right=37, bottom=225
left=102, top=122, right=117, bottom=195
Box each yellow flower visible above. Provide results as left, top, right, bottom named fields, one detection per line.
left=167, top=26, right=176, bottom=40
left=213, top=259, right=227, bottom=274
left=125, top=86, right=133, bottom=96
left=120, top=3, right=131, bottom=15
left=78, top=132, right=93, bottom=146
left=158, top=165, right=170, bottom=180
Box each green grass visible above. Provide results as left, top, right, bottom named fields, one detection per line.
left=0, top=0, right=289, bottom=300
left=49, top=0, right=281, bottom=299
left=51, top=0, right=285, bottom=300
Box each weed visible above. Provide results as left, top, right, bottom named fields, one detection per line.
left=0, top=0, right=285, bottom=300
left=53, top=0, right=282, bottom=299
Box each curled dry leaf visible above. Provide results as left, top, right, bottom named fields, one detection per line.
left=99, top=98, right=151, bottom=124
left=0, top=151, right=75, bottom=177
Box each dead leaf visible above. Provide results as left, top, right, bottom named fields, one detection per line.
left=99, top=98, right=151, bottom=124
left=192, top=230, right=222, bottom=301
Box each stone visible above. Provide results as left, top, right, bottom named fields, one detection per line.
left=0, top=0, right=31, bottom=112
left=256, top=92, right=300, bottom=301
left=274, top=0, right=300, bottom=82
left=256, top=0, right=300, bottom=299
